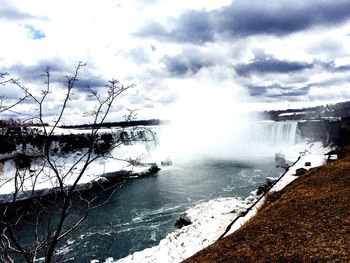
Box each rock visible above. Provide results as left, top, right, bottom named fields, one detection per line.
left=327, top=154, right=337, bottom=161
left=295, top=168, right=307, bottom=176
left=305, top=161, right=311, bottom=167
left=14, top=154, right=32, bottom=169
left=161, top=157, right=173, bottom=166
left=257, top=178, right=277, bottom=195
left=174, top=214, right=192, bottom=229
left=275, top=153, right=291, bottom=169
left=275, top=153, right=285, bottom=164
left=148, top=164, right=161, bottom=173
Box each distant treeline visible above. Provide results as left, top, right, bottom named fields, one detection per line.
left=60, top=119, right=168, bottom=129
left=0, top=119, right=48, bottom=127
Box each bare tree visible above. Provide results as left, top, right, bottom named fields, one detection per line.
left=0, top=63, right=145, bottom=262
left=0, top=73, right=28, bottom=114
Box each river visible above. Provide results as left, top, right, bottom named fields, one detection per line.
left=55, top=157, right=283, bottom=262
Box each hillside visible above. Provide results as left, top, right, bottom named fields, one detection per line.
left=183, top=147, right=350, bottom=263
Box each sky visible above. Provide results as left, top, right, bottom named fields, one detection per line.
left=1, top=0, right=350, bottom=124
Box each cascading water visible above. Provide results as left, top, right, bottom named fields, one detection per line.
left=250, top=121, right=300, bottom=145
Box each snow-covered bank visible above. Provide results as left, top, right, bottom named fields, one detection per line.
left=0, top=143, right=158, bottom=203
left=0, top=126, right=162, bottom=203
left=105, top=142, right=332, bottom=263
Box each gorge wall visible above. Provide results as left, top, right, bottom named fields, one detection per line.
left=296, top=117, right=350, bottom=146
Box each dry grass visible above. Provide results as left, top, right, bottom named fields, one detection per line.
left=183, top=152, right=350, bottom=263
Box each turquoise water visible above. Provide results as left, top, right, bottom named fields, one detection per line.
left=54, top=158, right=283, bottom=262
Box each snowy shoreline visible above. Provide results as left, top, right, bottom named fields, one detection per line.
left=103, top=142, right=332, bottom=263
left=0, top=143, right=158, bottom=204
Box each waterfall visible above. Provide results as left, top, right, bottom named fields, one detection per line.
left=250, top=121, right=299, bottom=145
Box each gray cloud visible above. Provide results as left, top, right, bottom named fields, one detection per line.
left=235, top=56, right=314, bottom=76
left=333, top=64, right=350, bottom=73
left=248, top=84, right=310, bottom=99
left=217, top=0, right=350, bottom=37
left=0, top=8, right=35, bottom=21
left=136, top=12, right=215, bottom=43
left=5, top=60, right=107, bottom=92
left=161, top=47, right=223, bottom=76
left=0, top=1, right=47, bottom=21
left=247, top=85, right=268, bottom=97
left=162, top=55, right=208, bottom=76
left=311, top=61, right=350, bottom=74
left=4, top=62, right=65, bottom=86
left=136, top=0, right=350, bottom=43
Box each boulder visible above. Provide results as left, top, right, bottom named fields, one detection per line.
left=305, top=162, right=311, bottom=167
left=174, top=214, right=192, bottom=229
left=257, top=178, right=277, bottom=195
left=148, top=164, right=161, bottom=173
left=295, top=167, right=307, bottom=176
left=275, top=153, right=291, bottom=169
left=161, top=157, right=173, bottom=166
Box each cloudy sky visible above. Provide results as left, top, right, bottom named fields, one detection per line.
left=1, top=0, right=350, bottom=124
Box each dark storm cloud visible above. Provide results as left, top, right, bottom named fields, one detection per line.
left=235, top=57, right=313, bottom=76
left=136, top=0, right=350, bottom=43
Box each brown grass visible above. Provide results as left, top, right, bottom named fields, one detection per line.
left=183, top=153, right=350, bottom=263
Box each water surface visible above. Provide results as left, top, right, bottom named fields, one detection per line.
left=65, top=158, right=283, bottom=262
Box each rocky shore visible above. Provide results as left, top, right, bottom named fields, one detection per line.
left=183, top=147, right=350, bottom=263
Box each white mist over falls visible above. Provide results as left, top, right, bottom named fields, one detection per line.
left=155, top=84, right=301, bottom=163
